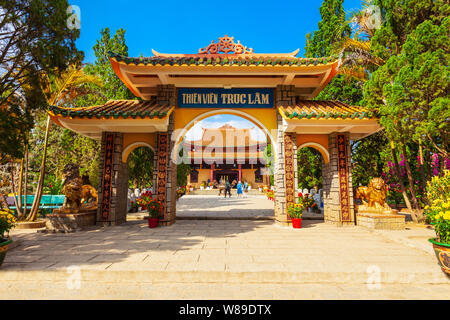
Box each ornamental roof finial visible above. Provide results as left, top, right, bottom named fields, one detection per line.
left=198, top=35, right=253, bottom=55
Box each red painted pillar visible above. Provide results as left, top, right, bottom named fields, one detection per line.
left=210, top=163, right=215, bottom=182
left=238, top=164, right=242, bottom=181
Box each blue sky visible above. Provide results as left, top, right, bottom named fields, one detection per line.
left=72, top=0, right=362, bottom=63
left=70, top=0, right=362, bottom=136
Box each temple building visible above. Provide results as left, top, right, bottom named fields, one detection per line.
left=184, top=124, right=269, bottom=188
left=49, top=35, right=382, bottom=227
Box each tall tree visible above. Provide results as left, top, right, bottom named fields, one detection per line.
left=305, top=0, right=350, bottom=58
left=80, top=28, right=135, bottom=107
left=127, top=147, right=154, bottom=189
left=0, top=0, right=83, bottom=160
left=363, top=2, right=449, bottom=219
left=305, top=0, right=362, bottom=105
left=297, top=147, right=323, bottom=190
left=13, top=66, right=103, bottom=221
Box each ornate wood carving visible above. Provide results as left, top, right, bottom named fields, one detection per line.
left=157, top=133, right=169, bottom=218
left=199, top=35, right=253, bottom=55
left=337, top=134, right=351, bottom=222
left=100, top=133, right=114, bottom=221
left=284, top=133, right=295, bottom=215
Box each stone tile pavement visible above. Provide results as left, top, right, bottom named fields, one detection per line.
left=128, top=194, right=323, bottom=220
left=1, top=219, right=449, bottom=299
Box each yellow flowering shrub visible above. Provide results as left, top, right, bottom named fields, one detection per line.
left=424, top=170, right=450, bottom=244
left=288, top=203, right=304, bottom=219
left=0, top=209, right=16, bottom=241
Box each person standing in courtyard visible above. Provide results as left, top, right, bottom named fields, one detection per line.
left=243, top=181, right=248, bottom=197
left=224, top=179, right=231, bottom=198
left=237, top=181, right=243, bottom=198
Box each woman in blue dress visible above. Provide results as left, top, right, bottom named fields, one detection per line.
left=237, top=181, right=243, bottom=198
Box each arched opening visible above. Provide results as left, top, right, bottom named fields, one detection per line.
left=123, top=145, right=155, bottom=215
left=173, top=112, right=275, bottom=220
left=296, top=145, right=326, bottom=221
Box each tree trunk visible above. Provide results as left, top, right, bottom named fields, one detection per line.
left=390, top=143, right=417, bottom=222
left=10, top=166, right=24, bottom=218
left=17, top=159, right=24, bottom=217
left=23, top=142, right=28, bottom=217
left=26, top=116, right=51, bottom=222
left=418, top=140, right=428, bottom=205
left=400, top=142, right=421, bottom=216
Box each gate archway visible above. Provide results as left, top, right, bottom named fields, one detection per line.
left=48, top=35, right=382, bottom=227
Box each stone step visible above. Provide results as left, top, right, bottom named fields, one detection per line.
left=127, top=214, right=324, bottom=221
left=1, top=269, right=448, bottom=284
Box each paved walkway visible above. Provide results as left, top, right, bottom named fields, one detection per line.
left=1, top=219, right=449, bottom=299
left=177, top=194, right=275, bottom=219
left=128, top=195, right=323, bottom=220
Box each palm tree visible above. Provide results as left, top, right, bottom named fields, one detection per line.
left=15, top=65, right=103, bottom=221
left=332, top=0, right=384, bottom=81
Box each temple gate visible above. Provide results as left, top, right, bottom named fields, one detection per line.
left=49, top=35, right=381, bottom=227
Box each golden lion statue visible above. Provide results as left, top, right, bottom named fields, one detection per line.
left=61, top=164, right=97, bottom=211
left=355, top=177, right=392, bottom=212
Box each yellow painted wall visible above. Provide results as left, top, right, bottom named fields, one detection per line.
left=296, top=134, right=329, bottom=163
left=122, top=133, right=157, bottom=163
left=188, top=169, right=211, bottom=188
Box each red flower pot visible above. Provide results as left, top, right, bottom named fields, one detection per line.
left=291, top=218, right=302, bottom=229
left=148, top=218, right=158, bottom=228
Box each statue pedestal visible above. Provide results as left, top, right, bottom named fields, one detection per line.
left=46, top=208, right=96, bottom=233
left=356, top=208, right=405, bottom=230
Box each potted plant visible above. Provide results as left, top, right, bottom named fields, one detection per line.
left=147, top=199, right=162, bottom=228
left=0, top=208, right=16, bottom=267
left=288, top=203, right=304, bottom=228
left=424, top=170, right=450, bottom=274
left=176, top=186, right=186, bottom=200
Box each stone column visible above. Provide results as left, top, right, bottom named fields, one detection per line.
left=97, top=132, right=128, bottom=226
left=155, top=116, right=177, bottom=227
left=323, top=132, right=355, bottom=226
left=157, top=84, right=176, bottom=106
left=276, top=85, right=296, bottom=106
left=274, top=85, right=297, bottom=225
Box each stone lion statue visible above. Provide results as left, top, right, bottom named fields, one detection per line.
left=61, top=164, right=97, bottom=210
left=355, top=177, right=391, bottom=211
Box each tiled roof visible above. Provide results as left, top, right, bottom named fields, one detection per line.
left=108, top=51, right=340, bottom=67
left=50, top=99, right=174, bottom=119
left=279, top=100, right=376, bottom=120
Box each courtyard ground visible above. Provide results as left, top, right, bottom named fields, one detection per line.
left=1, top=195, right=449, bottom=299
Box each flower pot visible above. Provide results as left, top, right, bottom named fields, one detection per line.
left=148, top=217, right=159, bottom=228
left=291, top=218, right=302, bottom=229
left=0, top=239, right=12, bottom=267
left=429, top=238, right=450, bottom=274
